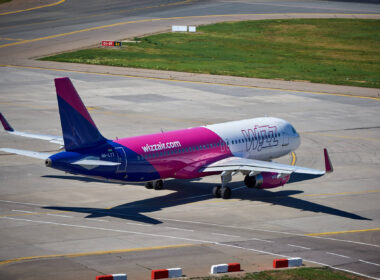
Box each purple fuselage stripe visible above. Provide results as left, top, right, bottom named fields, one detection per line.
left=114, top=127, right=232, bottom=179
left=54, top=78, right=97, bottom=128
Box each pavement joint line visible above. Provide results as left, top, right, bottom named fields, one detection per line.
left=306, top=228, right=380, bottom=236
left=1, top=64, right=379, bottom=101
left=0, top=0, right=65, bottom=16
left=0, top=243, right=195, bottom=265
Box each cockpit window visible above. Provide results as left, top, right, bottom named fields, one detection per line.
left=291, top=126, right=297, bottom=134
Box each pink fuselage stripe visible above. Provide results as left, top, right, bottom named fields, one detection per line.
left=55, top=78, right=96, bottom=127
left=114, top=127, right=232, bottom=179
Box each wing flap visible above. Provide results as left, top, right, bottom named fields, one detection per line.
left=201, top=156, right=325, bottom=175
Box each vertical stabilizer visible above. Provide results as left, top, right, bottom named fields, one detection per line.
left=55, top=77, right=106, bottom=151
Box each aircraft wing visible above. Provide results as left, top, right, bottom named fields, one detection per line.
left=201, top=149, right=332, bottom=176
left=0, top=148, right=53, bottom=159
left=0, top=112, right=64, bottom=145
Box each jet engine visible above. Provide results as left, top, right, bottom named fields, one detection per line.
left=244, top=172, right=290, bottom=189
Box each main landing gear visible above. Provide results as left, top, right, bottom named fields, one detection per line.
left=145, top=180, right=163, bottom=190
left=212, top=185, right=231, bottom=199
left=212, top=171, right=233, bottom=199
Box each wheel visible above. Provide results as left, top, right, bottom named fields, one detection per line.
left=244, top=175, right=255, bottom=188
left=221, top=187, right=231, bottom=199
left=153, top=180, right=163, bottom=190
left=213, top=186, right=221, bottom=198
left=145, top=181, right=153, bottom=189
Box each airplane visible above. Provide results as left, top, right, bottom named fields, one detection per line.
left=0, top=77, right=333, bottom=199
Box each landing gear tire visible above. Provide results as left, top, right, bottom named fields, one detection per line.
left=213, top=186, right=221, bottom=198
left=153, top=180, right=164, bottom=190
left=221, top=187, right=231, bottom=199
left=145, top=181, right=153, bottom=189
left=244, top=175, right=255, bottom=188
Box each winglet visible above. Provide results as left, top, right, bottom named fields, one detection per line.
left=324, top=148, right=333, bottom=173
left=0, top=112, right=14, bottom=132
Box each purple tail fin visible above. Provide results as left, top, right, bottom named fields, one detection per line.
left=54, top=77, right=106, bottom=151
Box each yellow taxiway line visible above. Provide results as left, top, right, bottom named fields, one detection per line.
left=306, top=228, right=380, bottom=236
left=0, top=243, right=195, bottom=265
left=0, top=0, right=65, bottom=16
left=291, top=152, right=296, bottom=166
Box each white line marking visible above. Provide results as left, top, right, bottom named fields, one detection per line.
left=287, top=244, right=311, bottom=250
left=125, top=222, right=152, bottom=227
left=2, top=216, right=378, bottom=280
left=211, top=233, right=240, bottom=238
left=90, top=219, right=108, bottom=222
left=359, top=259, right=380, bottom=267
left=165, top=227, right=194, bottom=232
left=248, top=238, right=273, bottom=243
left=156, top=217, right=380, bottom=248
left=0, top=200, right=47, bottom=207
left=11, top=210, right=36, bottom=213
left=2, top=200, right=380, bottom=248
left=297, top=258, right=380, bottom=280
left=47, top=214, right=73, bottom=218
left=326, top=252, right=351, bottom=259
left=0, top=217, right=211, bottom=243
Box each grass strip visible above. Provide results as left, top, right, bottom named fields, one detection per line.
left=41, top=19, right=380, bottom=88
left=192, top=267, right=369, bottom=279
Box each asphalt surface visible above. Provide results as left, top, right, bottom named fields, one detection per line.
left=0, top=0, right=379, bottom=279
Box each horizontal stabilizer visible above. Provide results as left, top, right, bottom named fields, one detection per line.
left=0, top=148, right=52, bottom=159
left=0, top=112, right=14, bottom=131
left=0, top=112, right=63, bottom=145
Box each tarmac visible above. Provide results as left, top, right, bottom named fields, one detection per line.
left=0, top=0, right=379, bottom=279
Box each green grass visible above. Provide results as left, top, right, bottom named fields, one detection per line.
left=41, top=19, right=380, bottom=88
left=0, top=0, right=12, bottom=4
left=191, top=267, right=367, bottom=280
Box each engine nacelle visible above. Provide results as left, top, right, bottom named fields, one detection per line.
left=244, top=172, right=290, bottom=189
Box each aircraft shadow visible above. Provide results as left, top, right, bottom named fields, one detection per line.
left=43, top=176, right=371, bottom=224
